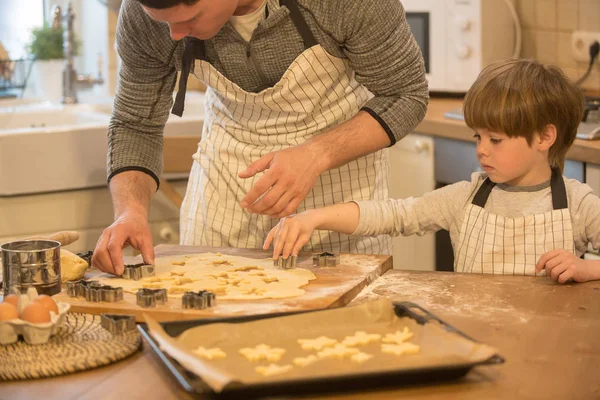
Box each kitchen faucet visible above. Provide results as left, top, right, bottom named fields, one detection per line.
left=52, top=3, right=104, bottom=104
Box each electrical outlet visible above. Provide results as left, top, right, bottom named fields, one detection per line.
left=571, top=31, right=600, bottom=62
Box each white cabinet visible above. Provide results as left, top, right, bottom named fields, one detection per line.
left=387, top=133, right=435, bottom=271
left=0, top=180, right=188, bottom=253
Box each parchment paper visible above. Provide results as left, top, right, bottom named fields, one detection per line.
left=146, top=298, right=498, bottom=393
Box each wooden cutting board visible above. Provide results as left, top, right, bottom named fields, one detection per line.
left=53, top=245, right=392, bottom=322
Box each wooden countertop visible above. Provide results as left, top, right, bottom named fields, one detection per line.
left=3, top=269, right=599, bottom=399
left=417, top=98, right=600, bottom=165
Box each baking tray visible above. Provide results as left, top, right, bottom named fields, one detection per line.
left=139, top=302, right=505, bottom=398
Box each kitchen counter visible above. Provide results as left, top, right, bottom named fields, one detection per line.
left=3, top=269, right=598, bottom=399
left=417, top=98, right=600, bottom=165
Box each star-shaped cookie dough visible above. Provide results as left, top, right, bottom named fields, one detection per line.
left=292, top=354, right=319, bottom=367
left=192, top=346, right=227, bottom=360
left=350, top=352, right=374, bottom=363
left=317, top=344, right=359, bottom=359
left=341, top=331, right=382, bottom=346
left=381, top=327, right=414, bottom=344
left=239, top=344, right=286, bottom=362
left=381, top=342, right=420, bottom=356
left=297, top=336, right=338, bottom=351
left=255, top=364, right=293, bottom=377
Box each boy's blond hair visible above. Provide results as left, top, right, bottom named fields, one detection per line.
left=463, top=59, right=584, bottom=171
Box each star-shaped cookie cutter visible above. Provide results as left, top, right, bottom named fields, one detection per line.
left=135, top=288, right=167, bottom=308
left=100, top=314, right=136, bottom=335
left=181, top=290, right=217, bottom=310
left=312, top=252, right=339, bottom=267
left=75, top=250, right=93, bottom=266
left=65, top=279, right=123, bottom=303
left=122, top=263, right=155, bottom=280
left=273, top=255, right=297, bottom=269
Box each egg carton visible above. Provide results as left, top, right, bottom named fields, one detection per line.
left=0, top=302, right=70, bottom=345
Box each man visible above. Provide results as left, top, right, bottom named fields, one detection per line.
left=93, top=0, right=428, bottom=275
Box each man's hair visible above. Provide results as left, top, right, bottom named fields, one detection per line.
left=135, top=0, right=199, bottom=9
left=463, top=59, right=584, bottom=171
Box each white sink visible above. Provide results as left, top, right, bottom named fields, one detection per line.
left=0, top=93, right=205, bottom=196
left=0, top=105, right=109, bottom=132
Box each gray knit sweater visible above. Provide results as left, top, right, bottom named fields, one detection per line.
left=108, top=0, right=429, bottom=185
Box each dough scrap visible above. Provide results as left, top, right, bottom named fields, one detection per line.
left=350, top=352, right=373, bottom=363
left=255, top=364, right=293, bottom=377
left=381, top=342, right=420, bottom=356
left=192, top=346, right=226, bottom=360
left=211, top=260, right=232, bottom=266
left=168, top=286, right=193, bottom=294
left=292, top=354, right=319, bottom=367
left=317, top=344, right=359, bottom=359
left=141, top=276, right=161, bottom=283
left=381, top=327, right=414, bottom=344
left=341, top=331, right=381, bottom=346
left=239, top=344, right=286, bottom=362
left=232, top=265, right=263, bottom=272
left=297, top=336, right=337, bottom=351
left=142, top=282, right=163, bottom=289
left=171, top=260, right=186, bottom=266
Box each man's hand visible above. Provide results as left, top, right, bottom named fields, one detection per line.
left=92, top=171, right=157, bottom=275
left=239, top=145, right=326, bottom=218
left=238, top=111, right=391, bottom=218
left=535, top=249, right=599, bottom=284
left=92, top=209, right=155, bottom=275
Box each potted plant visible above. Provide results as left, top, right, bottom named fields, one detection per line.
left=26, top=24, right=79, bottom=102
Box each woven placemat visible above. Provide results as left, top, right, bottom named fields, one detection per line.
left=0, top=313, right=141, bottom=381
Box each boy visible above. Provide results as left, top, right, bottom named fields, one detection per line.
left=264, top=59, right=600, bottom=283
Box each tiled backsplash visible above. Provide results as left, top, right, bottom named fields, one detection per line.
left=106, top=0, right=600, bottom=94
left=516, top=0, right=600, bottom=93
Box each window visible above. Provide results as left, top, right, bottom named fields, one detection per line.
left=0, top=0, right=45, bottom=59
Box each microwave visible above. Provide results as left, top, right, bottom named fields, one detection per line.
left=402, top=0, right=519, bottom=94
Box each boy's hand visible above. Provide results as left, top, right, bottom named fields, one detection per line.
left=263, top=211, right=318, bottom=260
left=535, top=249, right=593, bottom=283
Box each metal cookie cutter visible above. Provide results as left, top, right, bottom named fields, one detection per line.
left=65, top=279, right=124, bottom=303
left=181, top=290, right=217, bottom=310
left=75, top=250, right=93, bottom=266
left=100, top=314, right=136, bottom=335
left=122, top=263, right=155, bottom=281
left=273, top=255, right=297, bottom=269
left=312, top=252, right=339, bottom=267
left=136, top=288, right=167, bottom=308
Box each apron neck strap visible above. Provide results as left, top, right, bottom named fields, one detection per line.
left=280, top=0, right=318, bottom=48
left=471, top=167, right=568, bottom=210
left=550, top=167, right=568, bottom=209
left=172, top=38, right=205, bottom=117
left=471, top=177, right=496, bottom=208
left=172, top=0, right=317, bottom=117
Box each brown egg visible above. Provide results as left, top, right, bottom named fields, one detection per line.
left=21, top=302, right=51, bottom=324
left=33, top=295, right=59, bottom=314
left=3, top=294, right=19, bottom=308
left=0, top=302, right=19, bottom=321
